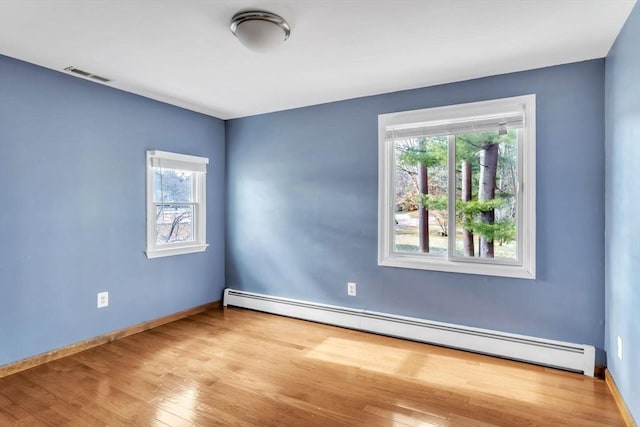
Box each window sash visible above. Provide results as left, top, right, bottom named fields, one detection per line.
left=155, top=203, right=196, bottom=245
left=448, top=132, right=522, bottom=266
left=389, top=132, right=522, bottom=266
left=152, top=168, right=194, bottom=204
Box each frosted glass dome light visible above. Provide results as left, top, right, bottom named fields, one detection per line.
left=230, top=10, right=290, bottom=52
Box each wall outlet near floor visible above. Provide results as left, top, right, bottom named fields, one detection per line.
left=97, top=291, right=109, bottom=308
left=347, top=282, right=357, bottom=296
left=617, top=336, right=623, bottom=360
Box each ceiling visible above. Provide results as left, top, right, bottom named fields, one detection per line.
left=0, top=1, right=635, bottom=119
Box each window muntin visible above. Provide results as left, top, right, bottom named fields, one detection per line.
left=378, top=95, right=535, bottom=279
left=146, top=150, right=208, bottom=258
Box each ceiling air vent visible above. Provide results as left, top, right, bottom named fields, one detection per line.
left=64, top=66, right=112, bottom=83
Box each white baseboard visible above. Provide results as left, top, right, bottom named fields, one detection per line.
left=223, top=288, right=595, bottom=376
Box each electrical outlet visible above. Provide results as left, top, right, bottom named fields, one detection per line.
left=617, top=336, right=623, bottom=360
left=97, top=291, right=109, bottom=308
left=347, top=282, right=357, bottom=296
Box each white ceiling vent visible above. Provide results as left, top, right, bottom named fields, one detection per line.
left=64, top=66, right=112, bottom=83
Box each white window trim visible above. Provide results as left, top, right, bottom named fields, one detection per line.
left=146, top=150, right=209, bottom=259
left=378, top=95, right=536, bottom=279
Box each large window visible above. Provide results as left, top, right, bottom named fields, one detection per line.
left=378, top=95, right=535, bottom=278
left=146, top=150, right=208, bottom=259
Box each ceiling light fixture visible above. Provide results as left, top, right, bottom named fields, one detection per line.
left=230, top=10, right=290, bottom=52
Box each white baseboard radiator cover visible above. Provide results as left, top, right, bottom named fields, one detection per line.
left=223, top=289, right=596, bottom=376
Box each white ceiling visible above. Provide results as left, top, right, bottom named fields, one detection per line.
left=0, top=1, right=635, bottom=119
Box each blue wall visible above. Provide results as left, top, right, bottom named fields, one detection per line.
left=226, top=60, right=606, bottom=360
left=0, top=54, right=226, bottom=366
left=605, top=2, right=640, bottom=423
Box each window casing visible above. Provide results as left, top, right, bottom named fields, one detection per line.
left=146, top=150, right=208, bottom=259
left=378, top=95, right=536, bottom=279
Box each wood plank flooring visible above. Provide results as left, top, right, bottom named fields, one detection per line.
left=0, top=307, right=625, bottom=426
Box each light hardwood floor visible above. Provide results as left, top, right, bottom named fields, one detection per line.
left=0, top=307, right=625, bottom=426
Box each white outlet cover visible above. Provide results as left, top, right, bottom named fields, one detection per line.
left=97, top=291, right=109, bottom=308
left=347, top=282, right=357, bottom=296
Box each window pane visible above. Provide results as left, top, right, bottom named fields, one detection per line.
left=454, top=131, right=518, bottom=261
left=155, top=204, right=194, bottom=244
left=393, top=136, right=448, bottom=255
left=153, top=169, right=192, bottom=203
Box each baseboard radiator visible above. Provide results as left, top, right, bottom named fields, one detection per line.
left=223, top=288, right=595, bottom=376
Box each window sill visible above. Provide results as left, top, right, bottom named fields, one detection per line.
left=378, top=254, right=535, bottom=279
left=146, top=243, right=209, bottom=259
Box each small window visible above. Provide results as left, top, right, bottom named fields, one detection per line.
left=378, top=95, right=536, bottom=279
left=146, top=150, right=208, bottom=259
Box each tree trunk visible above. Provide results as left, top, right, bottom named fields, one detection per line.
left=479, top=143, right=499, bottom=258
left=418, top=162, right=429, bottom=253
left=461, top=159, right=474, bottom=257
